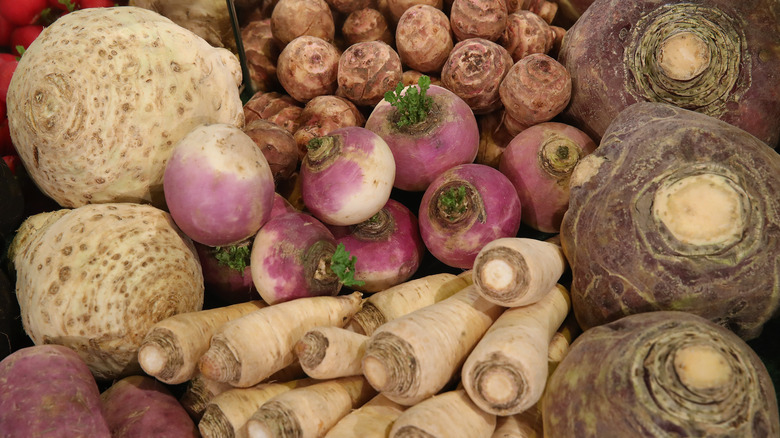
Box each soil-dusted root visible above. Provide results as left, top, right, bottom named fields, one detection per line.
left=180, top=373, right=236, bottom=421
left=326, top=0, right=373, bottom=14
left=241, top=18, right=280, bottom=94
left=101, top=375, right=198, bottom=437
left=245, top=375, right=378, bottom=438
left=244, top=119, right=299, bottom=186
left=511, top=0, right=558, bottom=24
left=491, top=409, right=542, bottom=438
left=338, top=41, right=404, bottom=107
left=362, top=284, right=505, bottom=405
left=500, top=53, right=571, bottom=127
left=499, top=11, right=554, bottom=63
left=345, top=272, right=473, bottom=335
left=472, top=238, right=567, bottom=307
left=543, top=311, right=780, bottom=437
left=386, top=0, right=444, bottom=22
left=270, top=0, right=335, bottom=48
left=441, top=38, right=514, bottom=115
left=292, top=95, right=366, bottom=159
left=244, top=91, right=304, bottom=135
left=450, top=0, right=509, bottom=42
left=342, top=8, right=394, bottom=46
left=137, top=301, right=267, bottom=385
left=498, top=122, right=597, bottom=233
left=475, top=110, right=515, bottom=168
left=324, top=393, right=407, bottom=438
left=198, top=292, right=363, bottom=387
left=277, top=36, right=341, bottom=104
left=295, top=326, right=369, bottom=379
left=395, top=5, right=453, bottom=74
left=401, top=70, right=443, bottom=87
left=461, top=284, right=570, bottom=416
left=198, top=380, right=310, bottom=438
left=0, top=345, right=111, bottom=437
left=389, top=388, right=497, bottom=438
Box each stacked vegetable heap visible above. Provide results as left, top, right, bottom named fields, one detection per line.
left=1, top=0, right=779, bottom=437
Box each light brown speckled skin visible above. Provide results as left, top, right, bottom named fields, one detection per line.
left=6, top=7, right=244, bottom=209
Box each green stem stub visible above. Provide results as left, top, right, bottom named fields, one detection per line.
left=330, top=242, right=364, bottom=287
left=384, top=75, right=433, bottom=127
left=214, top=244, right=251, bottom=272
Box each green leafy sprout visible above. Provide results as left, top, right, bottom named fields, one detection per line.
left=384, top=75, right=433, bottom=128
left=440, top=185, right=468, bottom=215
left=214, top=245, right=251, bottom=273
left=330, top=243, right=364, bottom=287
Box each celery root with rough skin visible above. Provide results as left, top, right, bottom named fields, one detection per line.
left=462, top=284, right=571, bottom=416
left=324, top=393, right=407, bottom=438
left=138, top=300, right=267, bottom=385
left=198, top=292, right=363, bottom=387
left=295, top=326, right=370, bottom=379
left=389, top=389, right=497, bottom=438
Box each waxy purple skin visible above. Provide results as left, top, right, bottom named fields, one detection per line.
left=365, top=85, right=480, bottom=192
left=250, top=211, right=339, bottom=304
left=419, top=163, right=522, bottom=269
left=328, top=199, right=425, bottom=292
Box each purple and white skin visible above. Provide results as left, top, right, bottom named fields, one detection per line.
left=301, top=126, right=396, bottom=226
left=250, top=211, right=341, bottom=304
left=327, top=198, right=426, bottom=293
left=418, top=163, right=523, bottom=269
left=164, top=123, right=276, bottom=247
left=365, top=84, right=480, bottom=192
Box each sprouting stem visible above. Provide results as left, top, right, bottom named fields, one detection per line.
left=384, top=75, right=433, bottom=127
left=214, top=245, right=251, bottom=273
left=330, top=243, right=364, bottom=287
left=440, top=185, right=468, bottom=215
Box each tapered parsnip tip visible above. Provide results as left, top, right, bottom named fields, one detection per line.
left=137, top=343, right=167, bottom=376
left=362, top=355, right=390, bottom=391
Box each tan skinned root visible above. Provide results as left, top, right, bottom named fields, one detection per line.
left=389, top=389, right=497, bottom=438
left=245, top=375, right=378, bottom=438
left=490, top=409, right=543, bottom=438
left=294, top=326, right=369, bottom=379
left=462, top=284, right=571, bottom=416
left=361, top=284, right=505, bottom=406
left=323, top=393, right=407, bottom=438
left=198, top=292, right=363, bottom=387
left=179, top=373, right=236, bottom=421
left=472, top=237, right=567, bottom=307
left=345, top=273, right=472, bottom=336
left=138, top=301, right=267, bottom=384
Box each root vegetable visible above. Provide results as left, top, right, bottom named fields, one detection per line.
left=327, top=198, right=425, bottom=292
left=294, top=326, right=369, bottom=379
left=244, top=91, right=304, bottom=135
left=419, top=163, right=523, bottom=269
left=501, top=110, right=531, bottom=137
left=491, top=410, right=542, bottom=438
left=557, top=0, right=780, bottom=146
left=6, top=6, right=244, bottom=208
left=441, top=38, right=514, bottom=115
left=325, top=0, right=372, bottom=14
left=365, top=77, right=480, bottom=192
left=301, top=126, right=396, bottom=226
left=244, top=118, right=299, bottom=185
left=475, top=110, right=515, bottom=168
left=461, top=284, right=570, bottom=415
left=180, top=373, right=236, bottom=421
left=449, top=0, right=509, bottom=42
left=270, top=0, right=335, bottom=48
left=196, top=240, right=259, bottom=306
left=246, top=375, right=378, bottom=438
left=342, top=8, right=394, bottom=46
left=395, top=5, right=453, bottom=74
left=511, top=0, right=557, bottom=24
left=499, top=11, right=555, bottom=63
left=324, top=393, right=407, bottom=438
left=338, top=41, right=404, bottom=107
left=560, top=102, right=780, bottom=340
left=164, top=123, right=276, bottom=247
left=498, top=122, right=597, bottom=233
left=362, top=284, right=505, bottom=405
left=101, top=375, right=198, bottom=437
left=386, top=0, right=444, bottom=22
left=292, top=95, right=366, bottom=160
left=11, top=203, right=204, bottom=380
left=543, top=311, right=780, bottom=437
left=138, top=301, right=266, bottom=385
left=241, top=18, right=280, bottom=94
left=401, top=70, right=443, bottom=87
left=499, top=53, right=571, bottom=127
left=345, top=272, right=473, bottom=335
left=0, top=345, right=111, bottom=437
left=389, top=388, right=497, bottom=438
left=198, top=292, right=363, bottom=387
left=276, top=36, right=341, bottom=103
left=128, top=0, right=235, bottom=50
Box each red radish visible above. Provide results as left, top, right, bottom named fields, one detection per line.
left=0, top=0, right=47, bottom=26
left=164, top=124, right=275, bottom=247
left=0, top=13, right=12, bottom=47
left=327, top=198, right=425, bottom=292
left=365, top=76, right=480, bottom=192
left=10, top=24, right=43, bottom=57
left=498, top=122, right=597, bottom=233
left=2, top=153, right=17, bottom=173
left=301, top=126, right=396, bottom=226
left=76, top=0, right=115, bottom=8
left=49, top=0, right=76, bottom=12
left=418, top=163, right=522, bottom=269
left=0, top=53, right=15, bottom=64
left=0, top=118, right=13, bottom=155
left=0, top=58, right=17, bottom=102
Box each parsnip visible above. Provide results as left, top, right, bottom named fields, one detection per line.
left=180, top=373, right=236, bottom=421
left=491, top=409, right=542, bottom=438
left=389, top=389, right=497, bottom=438
left=294, top=326, right=369, bottom=379
left=323, top=393, right=406, bottom=438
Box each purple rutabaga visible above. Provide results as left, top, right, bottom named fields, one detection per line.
left=419, top=163, right=522, bottom=269
left=328, top=198, right=426, bottom=293
left=164, top=124, right=276, bottom=247
left=301, top=126, right=396, bottom=226
left=365, top=77, right=480, bottom=192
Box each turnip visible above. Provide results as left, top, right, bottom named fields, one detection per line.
left=327, top=198, right=425, bottom=292
left=543, top=311, right=780, bottom=437
left=498, top=121, right=597, bottom=233
left=365, top=76, right=480, bottom=192
left=164, top=123, right=275, bottom=247
left=6, top=6, right=245, bottom=208
left=557, top=0, right=780, bottom=147
left=395, top=5, right=453, bottom=74
left=337, top=40, right=404, bottom=107
left=449, top=0, right=509, bottom=42
left=292, top=95, right=366, bottom=160
left=276, top=36, right=341, bottom=103
left=418, top=163, right=522, bottom=269
left=499, top=53, right=571, bottom=128
left=301, top=126, right=396, bottom=226
left=560, top=102, right=780, bottom=340
left=342, top=8, right=394, bottom=47
left=270, top=0, right=335, bottom=48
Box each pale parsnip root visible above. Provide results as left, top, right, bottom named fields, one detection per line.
left=490, top=409, right=542, bottom=438
left=180, top=373, right=236, bottom=421
left=294, top=326, right=369, bottom=379
left=323, top=393, right=407, bottom=438
left=389, top=389, right=497, bottom=438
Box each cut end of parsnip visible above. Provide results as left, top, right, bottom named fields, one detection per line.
left=674, top=344, right=733, bottom=392
left=362, top=355, right=390, bottom=391
left=473, top=245, right=529, bottom=306
left=198, top=340, right=241, bottom=384
left=477, top=366, right=522, bottom=407
left=137, top=343, right=167, bottom=376
left=657, top=31, right=711, bottom=81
